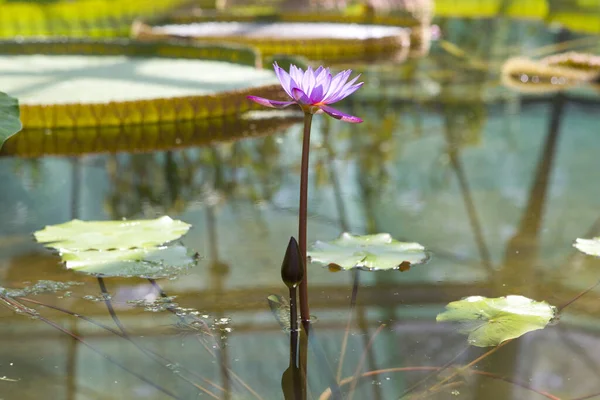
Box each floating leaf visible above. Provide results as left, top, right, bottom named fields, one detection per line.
left=436, top=295, right=557, bottom=347
left=34, top=216, right=191, bottom=251
left=307, top=233, right=428, bottom=271
left=0, top=91, right=22, bottom=150
left=34, top=216, right=196, bottom=278
left=573, top=237, right=600, bottom=256
left=60, top=245, right=197, bottom=278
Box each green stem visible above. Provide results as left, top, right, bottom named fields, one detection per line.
left=298, top=112, right=313, bottom=323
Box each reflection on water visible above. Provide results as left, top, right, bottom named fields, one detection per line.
left=1, top=17, right=600, bottom=400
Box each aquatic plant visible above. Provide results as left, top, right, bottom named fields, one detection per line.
left=247, top=63, right=363, bottom=123
left=248, top=62, right=363, bottom=323
left=0, top=91, right=21, bottom=151
left=436, top=295, right=557, bottom=347
left=308, top=232, right=428, bottom=271
left=33, top=216, right=195, bottom=278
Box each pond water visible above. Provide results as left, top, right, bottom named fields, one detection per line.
left=1, top=16, right=600, bottom=400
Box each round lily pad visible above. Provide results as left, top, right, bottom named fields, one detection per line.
left=0, top=39, right=287, bottom=129
left=0, top=55, right=276, bottom=105
left=133, top=20, right=410, bottom=62
left=307, top=232, right=428, bottom=271
left=34, top=216, right=191, bottom=251
left=151, top=22, right=406, bottom=40
left=34, top=216, right=196, bottom=278
left=436, top=295, right=557, bottom=347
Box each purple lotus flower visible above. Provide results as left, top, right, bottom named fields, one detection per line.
left=247, top=63, right=363, bottom=123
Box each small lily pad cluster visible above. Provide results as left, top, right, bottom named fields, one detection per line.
left=34, top=216, right=196, bottom=278
left=308, top=233, right=558, bottom=347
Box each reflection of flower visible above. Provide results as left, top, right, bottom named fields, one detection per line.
left=247, top=63, right=364, bottom=123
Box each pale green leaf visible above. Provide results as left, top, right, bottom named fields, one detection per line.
left=34, top=216, right=191, bottom=251
left=436, top=295, right=557, bottom=347
left=307, top=233, right=428, bottom=271
left=0, top=91, right=22, bottom=150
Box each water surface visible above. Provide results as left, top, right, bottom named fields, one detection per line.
left=1, top=16, right=600, bottom=400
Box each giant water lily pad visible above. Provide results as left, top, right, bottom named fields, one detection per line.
left=34, top=216, right=191, bottom=251
left=0, top=39, right=287, bottom=129
left=60, top=245, right=196, bottom=278
left=436, top=295, right=557, bottom=347
left=133, top=20, right=409, bottom=62
left=307, top=233, right=428, bottom=271
left=0, top=91, right=22, bottom=150
left=574, top=237, right=600, bottom=256
left=0, top=55, right=276, bottom=105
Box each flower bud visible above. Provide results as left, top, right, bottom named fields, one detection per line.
left=281, top=237, right=304, bottom=289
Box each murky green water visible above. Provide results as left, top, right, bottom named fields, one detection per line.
left=1, top=16, right=600, bottom=400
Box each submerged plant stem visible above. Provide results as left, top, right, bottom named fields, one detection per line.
left=0, top=294, right=180, bottom=399
left=299, top=112, right=313, bottom=323
left=17, top=297, right=222, bottom=398
left=148, top=278, right=168, bottom=297
left=148, top=277, right=214, bottom=338
left=419, top=341, right=509, bottom=398
left=146, top=279, right=251, bottom=397
left=336, top=270, right=361, bottom=382
left=558, top=278, right=600, bottom=312
left=318, top=367, right=560, bottom=400
left=195, top=337, right=264, bottom=400
left=398, top=346, right=470, bottom=399
left=39, top=314, right=182, bottom=399
left=347, top=324, right=385, bottom=400
left=97, top=277, right=128, bottom=336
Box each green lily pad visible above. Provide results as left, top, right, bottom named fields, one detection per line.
left=0, top=91, right=22, bottom=150
left=574, top=237, right=600, bottom=256
left=307, top=233, right=428, bottom=271
left=60, top=245, right=196, bottom=278
left=34, top=216, right=191, bottom=251
left=436, top=295, right=557, bottom=347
